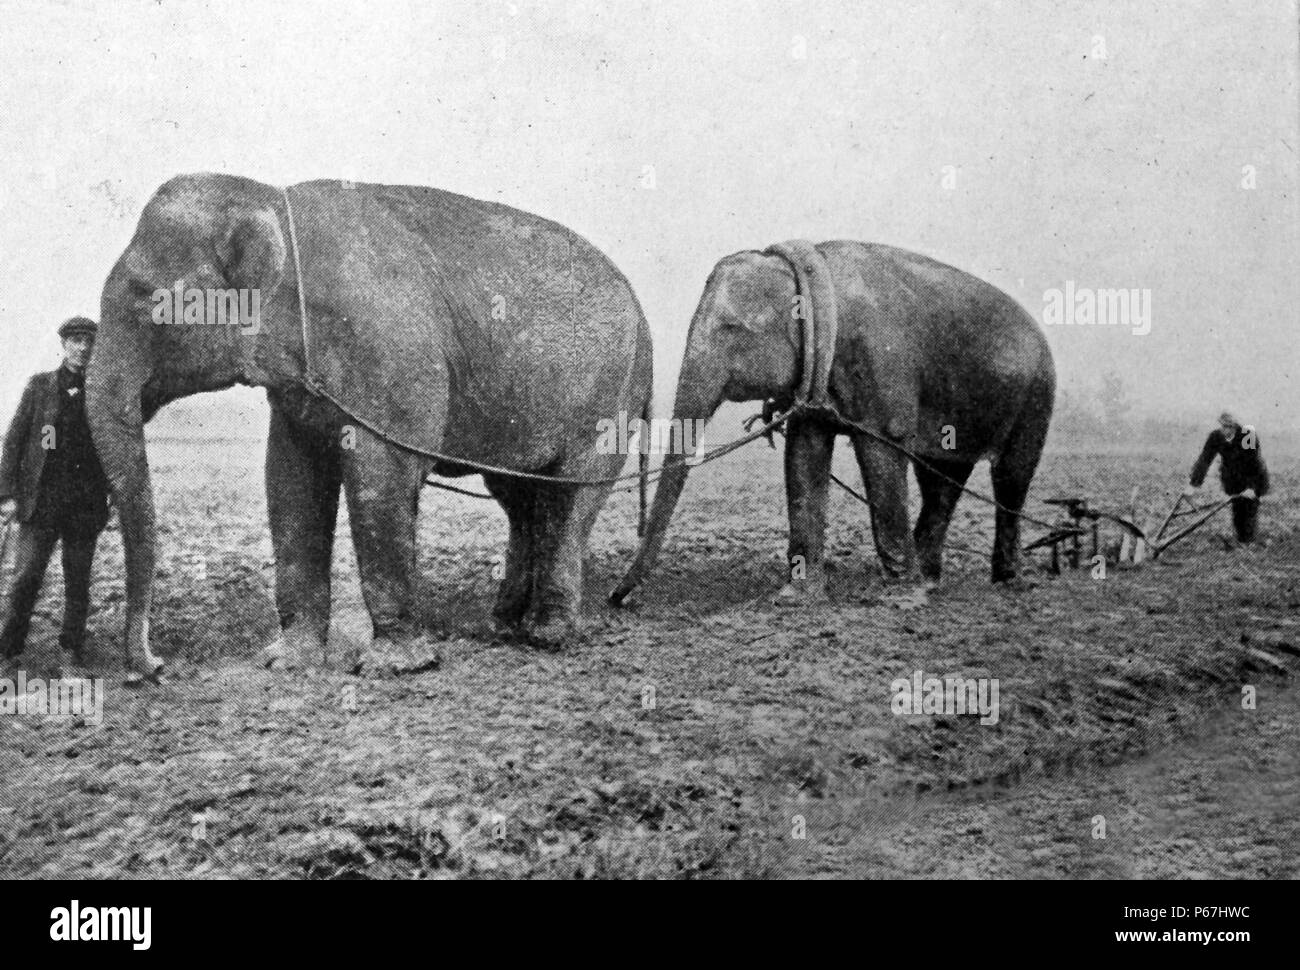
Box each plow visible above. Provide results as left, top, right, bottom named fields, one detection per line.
left=1018, top=488, right=1243, bottom=573
left=740, top=405, right=1249, bottom=577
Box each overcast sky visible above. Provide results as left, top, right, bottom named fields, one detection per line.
left=1, top=0, right=1296, bottom=431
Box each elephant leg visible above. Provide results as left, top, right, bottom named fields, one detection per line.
left=526, top=458, right=617, bottom=649
left=774, top=416, right=836, bottom=605
left=991, top=388, right=1051, bottom=583
left=340, top=432, right=439, bottom=676
left=913, top=458, right=974, bottom=584
left=264, top=407, right=342, bottom=670
left=851, top=434, right=920, bottom=588
left=991, top=454, right=1040, bottom=584
left=483, top=475, right=535, bottom=632
left=990, top=468, right=1032, bottom=583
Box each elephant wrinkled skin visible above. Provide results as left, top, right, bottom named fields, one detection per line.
left=88, top=173, right=652, bottom=679
left=612, top=240, right=1054, bottom=608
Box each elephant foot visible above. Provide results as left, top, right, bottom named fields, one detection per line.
left=490, top=615, right=528, bottom=643
left=772, top=581, right=830, bottom=608
left=353, top=633, right=443, bottom=678
left=124, top=648, right=166, bottom=687
left=877, top=585, right=929, bottom=611
left=261, top=627, right=326, bottom=671
left=123, top=664, right=165, bottom=688
left=995, top=574, right=1040, bottom=593
left=261, top=641, right=295, bottom=672
left=491, top=601, right=530, bottom=638
left=523, top=616, right=580, bottom=652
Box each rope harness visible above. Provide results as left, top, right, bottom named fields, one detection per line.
left=279, top=192, right=1057, bottom=540
left=758, top=242, right=1065, bottom=535
left=280, top=185, right=791, bottom=496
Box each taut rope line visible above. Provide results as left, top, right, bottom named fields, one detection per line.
left=279, top=193, right=1063, bottom=536
left=278, top=186, right=790, bottom=494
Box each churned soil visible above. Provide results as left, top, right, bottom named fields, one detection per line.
left=0, top=425, right=1295, bottom=878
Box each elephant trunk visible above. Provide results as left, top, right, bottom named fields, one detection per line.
left=86, top=284, right=164, bottom=676
left=609, top=349, right=724, bottom=606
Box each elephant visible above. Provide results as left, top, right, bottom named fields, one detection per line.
left=87, top=173, right=652, bottom=681
left=611, top=239, right=1054, bottom=609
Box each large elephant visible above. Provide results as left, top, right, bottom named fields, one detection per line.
left=88, top=173, right=652, bottom=681
left=611, top=239, right=1054, bottom=608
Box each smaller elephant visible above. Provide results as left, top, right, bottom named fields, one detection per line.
left=612, top=239, right=1055, bottom=607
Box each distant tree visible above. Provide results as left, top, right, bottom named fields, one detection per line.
left=1098, top=371, right=1132, bottom=432
left=1052, top=385, right=1105, bottom=438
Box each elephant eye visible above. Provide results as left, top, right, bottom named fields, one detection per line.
left=124, top=279, right=160, bottom=321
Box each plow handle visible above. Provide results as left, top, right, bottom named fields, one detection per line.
left=1152, top=494, right=1238, bottom=557
left=1152, top=493, right=1184, bottom=546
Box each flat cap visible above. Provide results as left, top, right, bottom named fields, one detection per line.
left=57, top=316, right=97, bottom=339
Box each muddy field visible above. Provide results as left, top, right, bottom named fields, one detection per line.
left=1, top=414, right=1297, bottom=879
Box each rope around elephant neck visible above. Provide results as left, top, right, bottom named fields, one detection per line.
left=277, top=185, right=791, bottom=493
left=757, top=243, right=1060, bottom=533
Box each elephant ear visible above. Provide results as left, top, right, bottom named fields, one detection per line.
left=842, top=249, right=918, bottom=441
left=215, top=207, right=286, bottom=295
left=277, top=182, right=453, bottom=452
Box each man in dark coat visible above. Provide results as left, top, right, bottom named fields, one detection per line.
left=0, top=317, right=111, bottom=668
left=1184, top=411, right=1270, bottom=544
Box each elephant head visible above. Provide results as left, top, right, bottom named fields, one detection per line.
left=87, top=173, right=289, bottom=676
left=611, top=243, right=838, bottom=604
